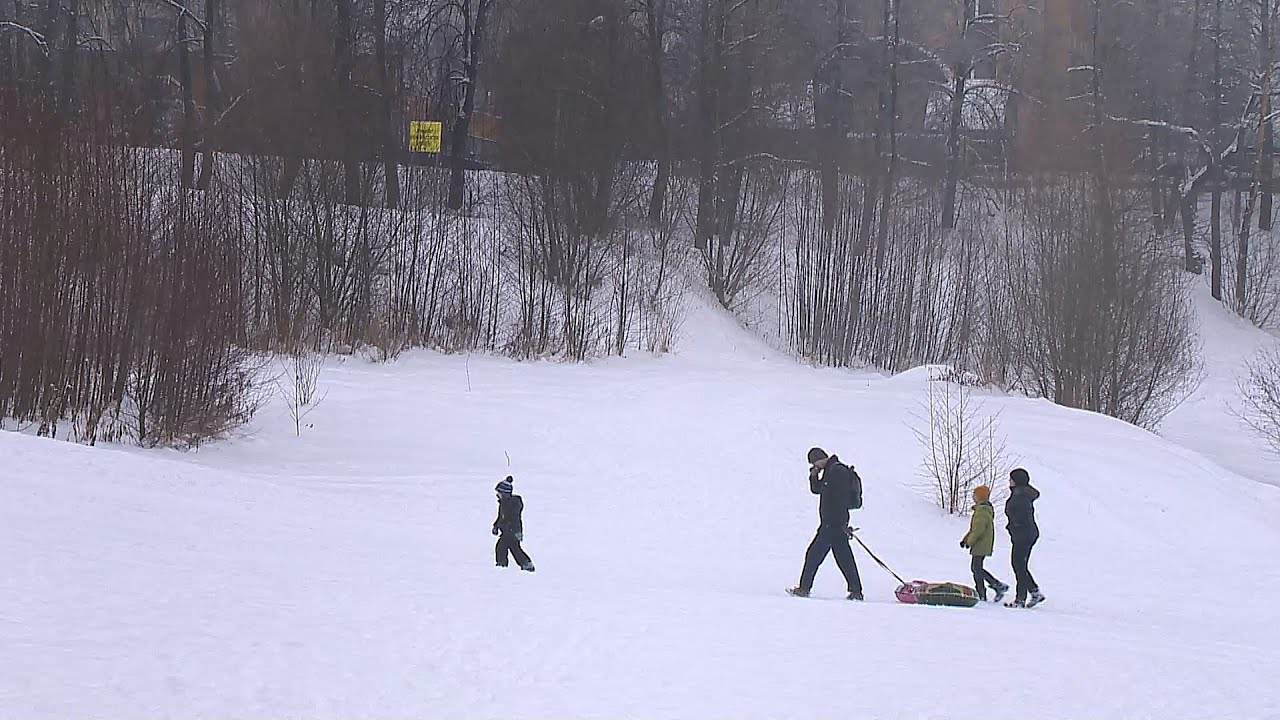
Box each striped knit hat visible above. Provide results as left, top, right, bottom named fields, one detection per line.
left=495, top=476, right=514, bottom=495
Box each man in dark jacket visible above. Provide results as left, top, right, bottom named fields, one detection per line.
left=788, top=447, right=863, bottom=600
left=493, top=476, right=535, bottom=572
left=1004, top=468, right=1043, bottom=607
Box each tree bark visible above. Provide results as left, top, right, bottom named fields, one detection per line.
left=58, top=0, right=76, bottom=115
left=1261, top=0, right=1274, bottom=230
left=335, top=0, right=361, bottom=205
left=448, top=0, right=492, bottom=211
left=818, top=0, right=849, bottom=241
left=644, top=0, right=671, bottom=224
left=941, top=68, right=966, bottom=230
left=1210, top=0, right=1224, bottom=299
left=178, top=0, right=197, bottom=189
left=196, top=0, right=221, bottom=190
left=693, top=0, right=722, bottom=249
left=375, top=0, right=400, bottom=208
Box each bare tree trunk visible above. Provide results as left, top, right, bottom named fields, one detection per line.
left=196, top=0, right=221, bottom=190
left=178, top=0, right=197, bottom=189
left=817, top=0, right=849, bottom=241
left=644, top=0, right=670, bottom=224
left=1212, top=183, right=1223, bottom=296
left=941, top=0, right=975, bottom=231
left=1262, top=0, right=1276, bottom=231
left=1239, top=79, right=1271, bottom=313
left=1210, top=0, right=1224, bottom=299
left=941, top=67, right=966, bottom=230
left=875, top=0, right=900, bottom=271
left=40, top=0, right=58, bottom=90
left=1180, top=0, right=1203, bottom=272
left=448, top=0, right=493, bottom=211
left=1182, top=193, right=1198, bottom=272
left=335, top=0, right=361, bottom=205
left=1239, top=1, right=1275, bottom=310
left=694, top=0, right=722, bottom=249
left=58, top=0, right=76, bottom=115
left=375, top=0, right=400, bottom=209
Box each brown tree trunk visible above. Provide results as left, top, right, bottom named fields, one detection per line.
left=197, top=0, right=221, bottom=191
left=1210, top=0, right=1224, bottom=299
left=693, top=0, right=722, bottom=249
left=644, top=0, right=671, bottom=224
left=178, top=0, right=197, bottom=189
left=448, top=0, right=492, bottom=211
left=375, top=0, right=400, bottom=208
left=335, top=0, right=361, bottom=205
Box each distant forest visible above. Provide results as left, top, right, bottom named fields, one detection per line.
left=2, top=0, right=1278, bottom=445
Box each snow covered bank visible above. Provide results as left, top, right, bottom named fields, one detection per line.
left=4, top=301, right=1279, bottom=719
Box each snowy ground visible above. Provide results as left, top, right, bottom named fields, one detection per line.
left=5, top=295, right=1280, bottom=719
left=1161, top=285, right=1280, bottom=487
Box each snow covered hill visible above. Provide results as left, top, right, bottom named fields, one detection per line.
left=1162, top=286, right=1280, bottom=487
left=4, top=296, right=1280, bottom=719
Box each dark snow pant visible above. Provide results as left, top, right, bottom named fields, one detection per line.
left=970, top=555, right=1005, bottom=600
left=496, top=533, right=532, bottom=568
left=799, top=524, right=862, bottom=594
left=1011, top=540, right=1039, bottom=602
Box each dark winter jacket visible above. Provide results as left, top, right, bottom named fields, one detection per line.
left=493, top=494, right=524, bottom=536
left=811, top=455, right=855, bottom=527
left=1005, top=485, right=1040, bottom=545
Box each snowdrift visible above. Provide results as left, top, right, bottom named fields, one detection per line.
left=4, top=299, right=1280, bottom=719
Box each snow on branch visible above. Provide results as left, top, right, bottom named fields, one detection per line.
left=1107, top=115, right=1211, bottom=153
left=78, top=35, right=115, bottom=51
left=0, top=21, right=50, bottom=56
left=157, top=0, right=209, bottom=33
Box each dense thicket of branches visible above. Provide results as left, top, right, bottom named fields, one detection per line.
left=2, top=0, right=1274, bottom=443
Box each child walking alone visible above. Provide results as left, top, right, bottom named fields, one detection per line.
left=960, top=485, right=1009, bottom=603
left=493, top=476, right=535, bottom=572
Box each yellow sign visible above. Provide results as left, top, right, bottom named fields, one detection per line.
left=409, top=121, right=443, bottom=153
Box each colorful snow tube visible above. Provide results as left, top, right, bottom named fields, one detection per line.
left=895, top=580, right=980, bottom=608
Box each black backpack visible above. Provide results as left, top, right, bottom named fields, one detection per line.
left=849, top=469, right=864, bottom=510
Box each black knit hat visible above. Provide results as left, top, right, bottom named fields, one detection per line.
left=807, top=447, right=828, bottom=464
left=495, top=476, right=514, bottom=495
left=1010, top=468, right=1030, bottom=486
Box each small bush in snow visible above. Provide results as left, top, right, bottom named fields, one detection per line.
left=1237, top=345, right=1280, bottom=455
left=911, top=370, right=1011, bottom=515
left=275, top=352, right=327, bottom=437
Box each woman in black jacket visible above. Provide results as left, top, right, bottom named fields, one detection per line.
left=1005, top=468, right=1044, bottom=608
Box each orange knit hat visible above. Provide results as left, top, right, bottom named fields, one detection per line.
left=973, top=485, right=991, bottom=503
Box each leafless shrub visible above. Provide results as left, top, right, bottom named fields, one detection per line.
left=1236, top=344, right=1280, bottom=454
left=490, top=0, right=659, bottom=360
left=614, top=178, right=694, bottom=355
left=1219, top=201, right=1280, bottom=330
left=0, top=86, right=265, bottom=448
left=910, top=368, right=1012, bottom=515
left=699, top=163, right=791, bottom=312
left=787, top=173, right=968, bottom=372
left=275, top=351, right=327, bottom=437
left=990, top=179, right=1201, bottom=428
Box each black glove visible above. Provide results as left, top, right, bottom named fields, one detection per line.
left=492, top=526, right=500, bottom=536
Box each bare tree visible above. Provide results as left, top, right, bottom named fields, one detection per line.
left=911, top=367, right=1011, bottom=515
left=1237, top=343, right=1280, bottom=453
left=432, top=0, right=502, bottom=211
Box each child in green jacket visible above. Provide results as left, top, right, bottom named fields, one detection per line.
left=960, top=485, right=1009, bottom=602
